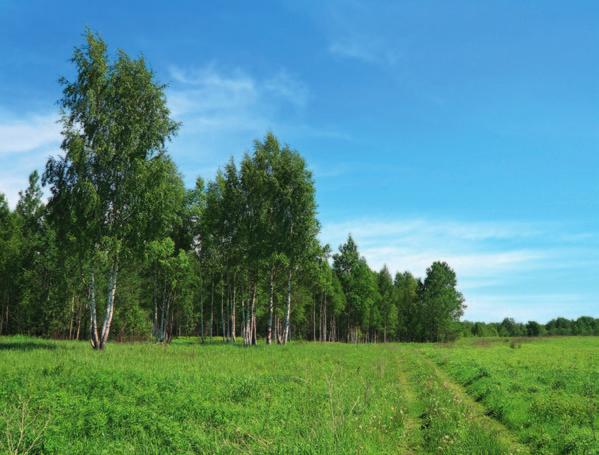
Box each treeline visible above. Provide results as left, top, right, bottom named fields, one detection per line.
left=0, top=31, right=466, bottom=348
left=461, top=317, right=599, bottom=338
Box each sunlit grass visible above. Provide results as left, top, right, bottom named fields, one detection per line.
left=1, top=336, right=596, bottom=454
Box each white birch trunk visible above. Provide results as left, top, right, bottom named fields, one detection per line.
left=99, top=262, right=118, bottom=349
left=89, top=271, right=100, bottom=349
left=251, top=283, right=257, bottom=345
left=231, top=277, right=236, bottom=342
left=283, top=268, right=292, bottom=344
left=267, top=267, right=275, bottom=345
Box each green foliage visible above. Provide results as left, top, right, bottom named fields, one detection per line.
left=0, top=30, right=477, bottom=347
left=42, top=30, right=181, bottom=348
left=333, top=236, right=381, bottom=342
left=420, top=261, right=465, bottom=342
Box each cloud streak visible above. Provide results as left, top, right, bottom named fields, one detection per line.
left=165, top=64, right=345, bottom=186
left=0, top=111, right=60, bottom=206
left=329, top=37, right=401, bottom=66
left=320, top=216, right=597, bottom=322
left=320, top=217, right=551, bottom=280
left=0, top=112, right=60, bottom=155
left=323, top=1, right=403, bottom=66
left=167, top=64, right=308, bottom=132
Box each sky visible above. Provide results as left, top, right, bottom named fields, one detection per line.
left=1, top=0, right=598, bottom=322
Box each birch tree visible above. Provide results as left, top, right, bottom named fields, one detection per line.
left=274, top=140, right=319, bottom=344
left=43, top=30, right=179, bottom=349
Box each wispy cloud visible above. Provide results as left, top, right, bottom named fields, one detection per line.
left=329, top=37, right=401, bottom=66
left=166, top=64, right=346, bottom=185
left=320, top=218, right=551, bottom=279
left=323, top=1, right=403, bottom=66
left=321, top=218, right=542, bottom=245
left=167, top=64, right=308, bottom=132
left=0, top=112, right=60, bottom=155
left=0, top=111, right=60, bottom=206
left=165, top=64, right=308, bottom=184
left=320, top=216, right=598, bottom=322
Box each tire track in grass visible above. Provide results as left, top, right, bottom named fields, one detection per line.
left=394, top=347, right=424, bottom=454
left=411, top=348, right=529, bottom=454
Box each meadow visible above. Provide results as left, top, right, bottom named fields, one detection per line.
left=0, top=337, right=597, bottom=454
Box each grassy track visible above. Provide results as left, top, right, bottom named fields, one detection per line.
left=419, top=337, right=599, bottom=454
left=0, top=337, right=597, bottom=454
left=408, top=349, right=528, bottom=454
left=394, top=347, right=424, bottom=454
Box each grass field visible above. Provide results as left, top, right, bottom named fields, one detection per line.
left=0, top=337, right=597, bottom=454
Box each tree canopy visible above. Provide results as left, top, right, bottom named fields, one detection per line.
left=0, top=30, right=484, bottom=347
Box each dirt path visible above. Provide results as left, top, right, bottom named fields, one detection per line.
left=411, top=348, right=529, bottom=454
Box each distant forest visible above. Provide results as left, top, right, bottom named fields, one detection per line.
left=460, top=317, right=599, bottom=338
left=0, top=32, right=594, bottom=348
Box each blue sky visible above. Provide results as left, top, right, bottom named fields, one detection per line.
left=1, top=0, right=598, bottom=322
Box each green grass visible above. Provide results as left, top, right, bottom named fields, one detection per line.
left=0, top=336, right=597, bottom=454
left=418, top=337, right=599, bottom=454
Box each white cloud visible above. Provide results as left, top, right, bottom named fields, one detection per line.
left=164, top=64, right=340, bottom=186
left=320, top=217, right=549, bottom=279
left=0, top=111, right=60, bottom=207
left=168, top=65, right=259, bottom=121
left=0, top=112, right=60, bottom=155
left=362, top=247, right=546, bottom=282
left=167, top=64, right=307, bottom=131
left=321, top=218, right=541, bottom=246
left=320, top=216, right=598, bottom=322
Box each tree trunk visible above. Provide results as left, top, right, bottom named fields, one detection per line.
left=231, top=276, right=236, bottom=342
left=276, top=316, right=283, bottom=344
left=226, top=280, right=230, bottom=341
left=89, top=271, right=100, bottom=349
left=318, top=295, right=322, bottom=342
left=330, top=317, right=335, bottom=342
left=75, top=297, right=82, bottom=340
left=99, top=261, right=118, bottom=349
left=159, top=285, right=167, bottom=342
left=220, top=275, right=225, bottom=342
left=323, top=295, right=327, bottom=342
left=283, top=268, right=292, bottom=344
left=241, top=297, right=247, bottom=344
left=251, top=283, right=257, bottom=345
left=210, top=279, right=214, bottom=340
left=152, top=271, right=158, bottom=338
left=267, top=267, right=275, bottom=345
left=68, top=295, right=75, bottom=339
left=199, top=283, right=205, bottom=343
left=312, top=296, right=316, bottom=341
left=243, top=281, right=257, bottom=346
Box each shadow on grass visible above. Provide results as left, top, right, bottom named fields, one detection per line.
left=0, top=341, right=58, bottom=351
